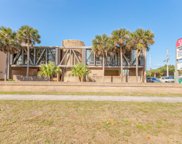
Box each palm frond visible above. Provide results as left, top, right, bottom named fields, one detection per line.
left=0, top=26, right=21, bottom=54
left=38, top=62, right=61, bottom=79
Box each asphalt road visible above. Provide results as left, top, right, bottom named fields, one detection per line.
left=0, top=95, right=182, bottom=103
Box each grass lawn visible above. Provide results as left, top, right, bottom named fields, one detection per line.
left=0, top=101, right=182, bottom=143
left=0, top=91, right=182, bottom=97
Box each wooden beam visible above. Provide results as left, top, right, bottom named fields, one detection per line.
left=123, top=54, right=130, bottom=66
left=36, top=49, right=46, bottom=65
left=46, top=48, right=48, bottom=64
left=13, top=50, right=22, bottom=64
left=72, top=49, right=81, bottom=64
left=29, top=49, right=34, bottom=65
left=59, top=49, right=69, bottom=65
left=34, top=48, right=36, bottom=65
left=55, top=48, right=59, bottom=65
left=66, top=49, right=71, bottom=66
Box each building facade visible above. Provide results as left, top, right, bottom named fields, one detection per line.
left=2, top=40, right=145, bottom=82
left=0, top=51, right=6, bottom=80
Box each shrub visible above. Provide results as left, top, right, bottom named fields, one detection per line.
left=38, top=62, right=61, bottom=81
left=71, top=63, right=89, bottom=82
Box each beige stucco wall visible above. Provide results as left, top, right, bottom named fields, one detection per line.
left=63, top=69, right=80, bottom=82
left=89, top=68, right=103, bottom=77
left=61, top=40, right=84, bottom=66
left=11, top=67, right=39, bottom=77
left=0, top=52, right=6, bottom=79
left=63, top=68, right=104, bottom=82
left=63, top=68, right=144, bottom=83
left=87, top=68, right=103, bottom=82
left=128, top=68, right=143, bottom=82
left=10, top=66, right=144, bottom=83
left=62, top=40, right=85, bottom=47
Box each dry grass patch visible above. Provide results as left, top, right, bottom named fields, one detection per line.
left=0, top=101, right=182, bottom=143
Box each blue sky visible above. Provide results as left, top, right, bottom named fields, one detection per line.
left=0, top=0, right=181, bottom=69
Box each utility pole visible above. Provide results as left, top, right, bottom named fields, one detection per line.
left=149, top=54, right=153, bottom=77
left=164, top=49, right=169, bottom=77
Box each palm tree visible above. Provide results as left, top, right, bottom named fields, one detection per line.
left=38, top=62, right=61, bottom=81
left=17, top=25, right=41, bottom=77
left=71, top=63, right=89, bottom=82
left=92, top=34, right=113, bottom=78
left=0, top=27, right=20, bottom=80
left=131, top=29, right=154, bottom=82
left=111, top=29, right=131, bottom=81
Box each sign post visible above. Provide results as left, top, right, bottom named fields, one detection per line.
left=175, top=38, right=182, bottom=83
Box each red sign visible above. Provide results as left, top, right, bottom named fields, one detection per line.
left=176, top=38, right=182, bottom=48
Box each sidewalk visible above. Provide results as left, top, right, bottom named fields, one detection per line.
left=0, top=95, right=182, bottom=103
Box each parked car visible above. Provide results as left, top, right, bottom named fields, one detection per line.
left=160, top=76, right=175, bottom=83
left=147, top=77, right=161, bottom=83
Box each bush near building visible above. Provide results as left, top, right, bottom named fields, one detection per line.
left=71, top=63, right=89, bottom=82
left=38, top=62, right=61, bottom=81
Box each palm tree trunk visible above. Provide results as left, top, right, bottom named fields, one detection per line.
left=136, top=51, right=138, bottom=82
left=120, top=48, right=123, bottom=82
left=26, top=46, right=30, bottom=78
left=7, top=52, right=10, bottom=80
left=57, top=73, right=60, bottom=82
left=103, top=54, right=105, bottom=82
left=5, top=52, right=9, bottom=81
left=143, top=49, right=146, bottom=83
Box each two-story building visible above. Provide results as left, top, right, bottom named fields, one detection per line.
left=1, top=40, right=145, bottom=82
